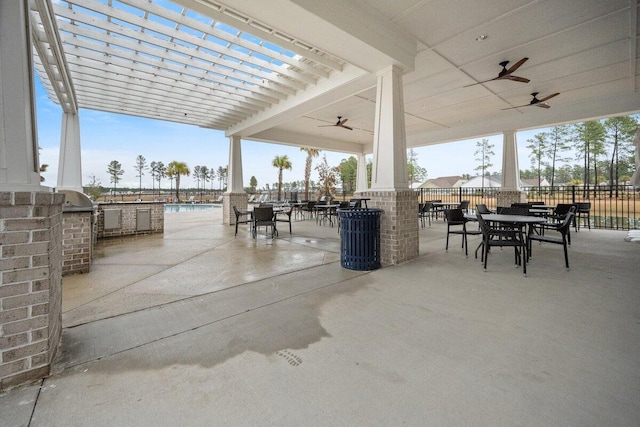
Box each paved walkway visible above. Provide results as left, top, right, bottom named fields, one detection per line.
left=2, top=209, right=640, bottom=426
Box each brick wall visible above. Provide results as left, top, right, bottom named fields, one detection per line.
left=360, top=190, right=419, bottom=266
left=95, top=202, right=164, bottom=239
left=0, top=191, right=63, bottom=390
left=62, top=211, right=93, bottom=275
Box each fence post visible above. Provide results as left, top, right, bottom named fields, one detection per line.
left=571, top=185, right=576, bottom=204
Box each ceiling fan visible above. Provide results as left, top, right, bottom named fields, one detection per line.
left=502, top=92, right=560, bottom=110
left=464, top=57, right=530, bottom=87
left=319, top=116, right=353, bottom=130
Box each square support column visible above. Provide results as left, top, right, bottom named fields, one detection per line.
left=366, top=65, right=418, bottom=266
left=498, top=130, right=525, bottom=206
left=223, top=136, right=246, bottom=226
left=0, top=192, right=64, bottom=390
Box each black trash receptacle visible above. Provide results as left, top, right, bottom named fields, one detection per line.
left=337, top=208, right=382, bottom=271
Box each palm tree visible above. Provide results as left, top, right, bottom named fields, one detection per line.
left=300, top=147, right=320, bottom=200
left=167, top=161, right=190, bottom=201
left=272, top=155, right=292, bottom=201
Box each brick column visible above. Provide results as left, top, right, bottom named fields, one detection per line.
left=62, top=211, right=93, bottom=275
left=361, top=190, right=419, bottom=266
left=223, top=193, right=248, bottom=226
left=496, top=190, right=526, bottom=207
left=0, top=191, right=64, bottom=390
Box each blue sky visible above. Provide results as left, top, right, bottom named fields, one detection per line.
left=35, top=74, right=540, bottom=190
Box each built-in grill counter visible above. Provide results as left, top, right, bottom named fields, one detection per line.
left=60, top=190, right=96, bottom=275
left=95, top=201, right=164, bottom=239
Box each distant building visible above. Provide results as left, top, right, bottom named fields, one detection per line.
left=418, top=175, right=465, bottom=188
left=521, top=178, right=550, bottom=189
left=460, top=175, right=502, bottom=188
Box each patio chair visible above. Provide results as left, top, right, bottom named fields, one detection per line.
left=539, top=204, right=576, bottom=243
left=275, top=207, right=293, bottom=234
left=349, top=199, right=362, bottom=208
left=528, top=211, right=574, bottom=270
left=476, top=203, right=493, bottom=215
left=419, top=201, right=434, bottom=228
left=500, top=206, right=530, bottom=216
left=575, top=202, right=591, bottom=231
left=252, top=206, right=277, bottom=238
left=459, top=200, right=470, bottom=213
left=431, top=199, right=444, bottom=219
left=233, top=205, right=251, bottom=237
left=301, top=201, right=316, bottom=220
left=477, top=213, right=527, bottom=274
left=444, top=208, right=481, bottom=257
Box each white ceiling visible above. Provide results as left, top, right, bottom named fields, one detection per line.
left=31, top=0, right=640, bottom=155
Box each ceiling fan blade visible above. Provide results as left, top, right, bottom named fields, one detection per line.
left=508, top=75, right=530, bottom=84
left=501, top=104, right=529, bottom=110
left=340, top=125, right=353, bottom=130
left=536, top=103, right=551, bottom=109
left=318, top=124, right=336, bottom=127
left=338, top=118, right=349, bottom=126
left=463, top=77, right=498, bottom=87
left=538, top=92, right=560, bottom=102
left=506, top=57, right=528, bottom=73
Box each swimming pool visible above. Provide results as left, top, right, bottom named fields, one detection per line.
left=164, top=204, right=221, bottom=213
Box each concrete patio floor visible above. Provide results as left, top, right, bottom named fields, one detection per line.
left=2, top=207, right=640, bottom=426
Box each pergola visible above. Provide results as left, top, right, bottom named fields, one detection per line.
left=28, top=0, right=640, bottom=147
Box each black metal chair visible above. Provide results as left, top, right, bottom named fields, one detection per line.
left=476, top=203, right=493, bottom=215
left=477, top=213, right=527, bottom=275
left=535, top=204, right=576, bottom=244
left=528, top=211, right=574, bottom=270
left=252, top=206, right=277, bottom=238
left=349, top=199, right=362, bottom=208
left=301, top=201, right=316, bottom=220
left=458, top=200, right=470, bottom=213
left=275, top=207, right=293, bottom=234
left=444, top=208, right=481, bottom=257
left=233, top=205, right=251, bottom=237
left=575, top=202, right=591, bottom=231
left=419, top=201, right=433, bottom=228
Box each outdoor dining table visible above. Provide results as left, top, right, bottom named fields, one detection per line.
left=482, top=214, right=546, bottom=229
left=482, top=213, right=546, bottom=253
left=315, top=204, right=340, bottom=226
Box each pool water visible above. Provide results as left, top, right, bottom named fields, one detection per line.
left=164, top=204, right=221, bottom=212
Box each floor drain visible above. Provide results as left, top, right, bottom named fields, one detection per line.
left=277, top=350, right=302, bottom=366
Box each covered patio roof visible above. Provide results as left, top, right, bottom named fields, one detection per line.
left=31, top=0, right=640, bottom=154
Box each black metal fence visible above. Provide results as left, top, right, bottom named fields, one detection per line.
left=417, top=185, right=640, bottom=230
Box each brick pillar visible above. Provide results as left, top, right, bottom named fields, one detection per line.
left=223, top=193, right=248, bottom=226
left=0, top=191, right=64, bottom=390
left=496, top=190, right=526, bottom=208
left=361, top=190, right=419, bottom=266
left=62, top=211, right=93, bottom=275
